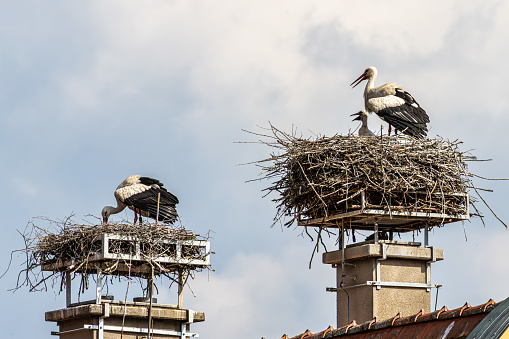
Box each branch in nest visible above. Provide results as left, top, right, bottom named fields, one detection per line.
left=10, top=217, right=213, bottom=296
left=244, top=125, right=506, bottom=231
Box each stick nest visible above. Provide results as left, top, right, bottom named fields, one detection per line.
left=247, top=125, right=503, bottom=229
left=14, top=216, right=212, bottom=294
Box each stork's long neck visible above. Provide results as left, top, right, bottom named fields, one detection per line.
left=109, top=197, right=126, bottom=215
left=363, top=74, right=376, bottom=109
left=361, top=116, right=369, bottom=128
left=364, top=73, right=376, bottom=92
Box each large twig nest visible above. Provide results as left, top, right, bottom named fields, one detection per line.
left=247, top=125, right=504, bottom=229
left=14, top=217, right=211, bottom=294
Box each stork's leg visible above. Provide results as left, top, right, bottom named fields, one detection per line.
left=388, top=125, right=392, bottom=136
left=134, top=211, right=138, bottom=224
left=139, top=215, right=143, bottom=224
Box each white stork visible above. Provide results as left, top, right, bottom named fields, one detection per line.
left=102, top=175, right=179, bottom=225
left=351, top=110, right=375, bottom=136
left=351, top=66, right=429, bottom=138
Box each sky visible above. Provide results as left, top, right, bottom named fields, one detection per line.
left=1, top=1, right=509, bottom=338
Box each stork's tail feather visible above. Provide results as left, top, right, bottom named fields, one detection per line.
left=146, top=204, right=179, bottom=224
left=377, top=107, right=428, bottom=138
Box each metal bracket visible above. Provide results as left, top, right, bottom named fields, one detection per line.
left=368, top=281, right=440, bottom=290
left=96, top=268, right=102, bottom=305
left=187, top=309, right=194, bottom=324
left=65, top=271, right=71, bottom=308
left=98, top=318, right=104, bottom=339
left=51, top=325, right=95, bottom=335
left=424, top=222, right=429, bottom=247
left=96, top=269, right=107, bottom=339
left=425, top=246, right=437, bottom=291
left=375, top=243, right=387, bottom=290
left=333, top=281, right=441, bottom=290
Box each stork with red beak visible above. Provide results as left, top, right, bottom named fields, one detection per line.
left=102, top=175, right=179, bottom=225
left=351, top=66, right=429, bottom=138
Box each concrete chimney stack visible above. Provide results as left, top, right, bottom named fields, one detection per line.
left=323, top=239, right=444, bottom=326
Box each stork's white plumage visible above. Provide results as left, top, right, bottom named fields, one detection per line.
left=351, top=110, right=375, bottom=136
left=351, top=66, right=430, bottom=138
left=102, top=175, right=179, bottom=225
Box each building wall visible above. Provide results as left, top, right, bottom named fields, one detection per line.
left=57, top=317, right=97, bottom=339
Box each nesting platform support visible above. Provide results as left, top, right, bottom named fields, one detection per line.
left=42, top=231, right=211, bottom=338
left=46, top=299, right=204, bottom=339
left=298, top=191, right=470, bottom=232
left=323, top=241, right=444, bottom=327
left=42, top=233, right=211, bottom=278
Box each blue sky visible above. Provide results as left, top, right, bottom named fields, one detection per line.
left=1, top=1, right=509, bottom=338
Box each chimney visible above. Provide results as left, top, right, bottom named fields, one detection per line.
left=46, top=297, right=203, bottom=339
left=323, top=235, right=444, bottom=326
left=42, top=228, right=211, bottom=338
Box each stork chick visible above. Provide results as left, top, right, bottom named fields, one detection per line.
left=351, top=110, right=375, bottom=136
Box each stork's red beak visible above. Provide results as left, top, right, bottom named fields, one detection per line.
left=102, top=216, right=108, bottom=225
left=351, top=73, right=367, bottom=88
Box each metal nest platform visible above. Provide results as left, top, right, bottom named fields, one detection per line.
left=17, top=220, right=213, bottom=297
left=41, top=232, right=211, bottom=278
left=298, top=191, right=470, bottom=232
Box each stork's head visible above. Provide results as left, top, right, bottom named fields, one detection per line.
left=101, top=206, right=112, bottom=225
left=351, top=66, right=377, bottom=88
left=351, top=110, right=368, bottom=122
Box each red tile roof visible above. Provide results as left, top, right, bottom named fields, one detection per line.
left=280, top=299, right=498, bottom=339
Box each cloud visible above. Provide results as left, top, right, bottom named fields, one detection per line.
left=2, top=1, right=509, bottom=339
left=170, top=242, right=336, bottom=338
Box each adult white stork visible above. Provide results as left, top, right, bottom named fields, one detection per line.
left=351, top=66, right=430, bottom=138
left=351, top=110, right=376, bottom=136
left=102, top=175, right=179, bottom=225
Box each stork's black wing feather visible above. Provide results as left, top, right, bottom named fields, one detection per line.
left=123, top=186, right=179, bottom=223
left=375, top=89, right=430, bottom=139
left=394, top=88, right=417, bottom=105
left=139, top=176, right=164, bottom=187
left=377, top=106, right=428, bottom=138
left=138, top=177, right=179, bottom=204
left=394, top=88, right=430, bottom=123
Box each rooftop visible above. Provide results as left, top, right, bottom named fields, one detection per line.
left=279, top=298, right=509, bottom=339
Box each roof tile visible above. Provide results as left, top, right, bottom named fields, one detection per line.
left=306, top=325, right=334, bottom=339
left=276, top=299, right=499, bottom=339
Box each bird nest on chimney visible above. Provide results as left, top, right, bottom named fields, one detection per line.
left=13, top=217, right=211, bottom=295
left=246, top=125, right=505, bottom=232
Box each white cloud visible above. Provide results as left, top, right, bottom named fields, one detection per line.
left=165, top=242, right=336, bottom=339
left=2, top=1, right=509, bottom=338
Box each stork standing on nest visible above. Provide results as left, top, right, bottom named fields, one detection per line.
left=351, top=110, right=375, bottom=136
left=351, top=66, right=430, bottom=138
left=102, top=175, right=179, bottom=225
